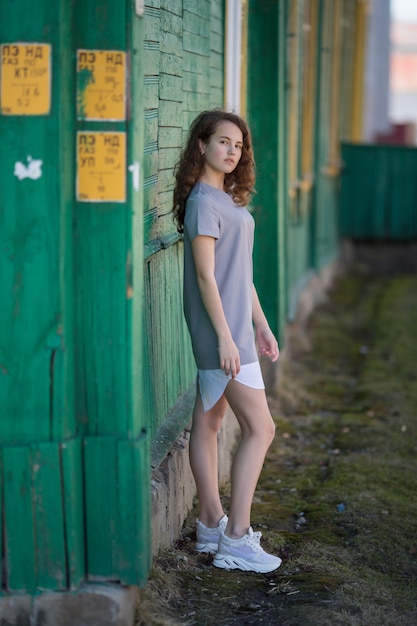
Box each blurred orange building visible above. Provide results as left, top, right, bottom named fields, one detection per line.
left=382, top=20, right=417, bottom=144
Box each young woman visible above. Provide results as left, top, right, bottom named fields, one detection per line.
left=173, top=109, right=281, bottom=573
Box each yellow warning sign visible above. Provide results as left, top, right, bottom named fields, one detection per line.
left=76, top=50, right=126, bottom=121
left=77, top=132, right=126, bottom=203
left=0, top=43, right=51, bottom=115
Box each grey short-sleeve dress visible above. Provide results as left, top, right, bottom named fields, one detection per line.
left=183, top=182, right=264, bottom=411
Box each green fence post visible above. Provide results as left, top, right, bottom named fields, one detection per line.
left=73, top=0, right=150, bottom=584
left=247, top=0, right=288, bottom=343
left=0, top=0, right=84, bottom=591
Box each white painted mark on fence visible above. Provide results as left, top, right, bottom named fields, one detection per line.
left=14, top=155, right=43, bottom=180
left=128, top=161, right=140, bottom=191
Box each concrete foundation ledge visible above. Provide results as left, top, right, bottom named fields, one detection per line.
left=151, top=408, right=239, bottom=556
left=0, top=583, right=137, bottom=626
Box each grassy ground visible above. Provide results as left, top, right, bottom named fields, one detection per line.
left=136, top=268, right=417, bottom=626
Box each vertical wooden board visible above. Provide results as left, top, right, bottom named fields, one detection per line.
left=116, top=438, right=151, bottom=585
left=247, top=0, right=281, bottom=336
left=61, top=438, right=85, bottom=588
left=73, top=0, right=129, bottom=439
left=3, top=446, right=36, bottom=592
left=56, top=0, right=76, bottom=443
left=142, top=260, right=156, bottom=435
left=0, top=0, right=75, bottom=445
left=75, top=207, right=129, bottom=437
left=84, top=437, right=117, bottom=578
left=313, top=0, right=339, bottom=270
left=0, top=117, right=60, bottom=443
left=32, top=442, right=66, bottom=589
left=125, top=0, right=148, bottom=435
left=74, top=0, right=126, bottom=48
left=0, top=451, right=2, bottom=587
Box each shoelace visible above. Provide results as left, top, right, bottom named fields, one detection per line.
left=245, top=528, right=264, bottom=552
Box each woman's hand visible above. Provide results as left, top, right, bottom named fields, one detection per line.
left=256, top=325, right=279, bottom=362
left=218, top=338, right=241, bottom=378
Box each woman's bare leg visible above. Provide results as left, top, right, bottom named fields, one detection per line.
left=189, top=388, right=229, bottom=527
left=224, top=381, right=276, bottom=538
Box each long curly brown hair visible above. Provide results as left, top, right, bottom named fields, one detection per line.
left=173, top=109, right=256, bottom=233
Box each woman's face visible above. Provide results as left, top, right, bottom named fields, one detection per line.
left=199, top=121, right=243, bottom=177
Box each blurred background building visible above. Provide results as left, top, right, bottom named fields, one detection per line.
left=383, top=0, right=417, bottom=144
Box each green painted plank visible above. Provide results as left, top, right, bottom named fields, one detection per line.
left=159, top=100, right=182, bottom=126
left=144, top=11, right=161, bottom=41
left=143, top=47, right=160, bottom=74
left=161, top=0, right=182, bottom=17
left=158, top=168, right=176, bottom=192
left=247, top=0, right=282, bottom=337
left=159, top=127, right=182, bottom=148
left=160, top=31, right=182, bottom=55
left=211, top=0, right=224, bottom=21
left=74, top=1, right=126, bottom=47
left=183, top=70, right=210, bottom=94
left=160, top=51, right=182, bottom=76
left=32, top=443, right=66, bottom=589
left=3, top=446, right=36, bottom=591
left=183, top=0, right=210, bottom=20
left=55, top=0, right=76, bottom=443
left=210, top=51, right=223, bottom=72
left=159, top=147, right=180, bottom=171
left=74, top=209, right=129, bottom=437
left=116, top=438, right=151, bottom=585
left=128, top=1, right=147, bottom=439
left=61, top=438, right=85, bottom=589
left=143, top=150, right=159, bottom=179
left=0, top=0, right=75, bottom=445
left=183, top=11, right=210, bottom=36
left=144, top=184, right=159, bottom=215
left=73, top=0, right=129, bottom=438
left=159, top=73, right=183, bottom=101
left=84, top=437, right=118, bottom=578
left=0, top=451, right=2, bottom=587
left=143, top=81, right=159, bottom=108
left=0, top=121, right=57, bottom=443
left=210, top=29, right=223, bottom=52
left=160, top=9, right=182, bottom=36
left=144, top=114, right=159, bottom=145
left=183, top=31, right=210, bottom=55
left=182, top=50, right=203, bottom=72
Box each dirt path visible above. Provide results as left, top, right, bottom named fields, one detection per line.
left=137, top=269, right=417, bottom=626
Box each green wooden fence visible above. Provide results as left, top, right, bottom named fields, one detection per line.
left=0, top=0, right=149, bottom=592
left=340, top=143, right=417, bottom=239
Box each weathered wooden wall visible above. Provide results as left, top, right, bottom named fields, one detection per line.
left=247, top=0, right=358, bottom=333
left=0, top=0, right=377, bottom=595
left=0, top=0, right=150, bottom=592
left=0, top=0, right=83, bottom=592
left=141, top=0, right=225, bottom=439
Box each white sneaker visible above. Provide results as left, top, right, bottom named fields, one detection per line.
left=195, top=514, right=228, bottom=554
left=213, top=527, right=282, bottom=573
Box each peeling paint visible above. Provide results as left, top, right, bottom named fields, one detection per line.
left=14, top=156, right=43, bottom=180
left=76, top=66, right=95, bottom=119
